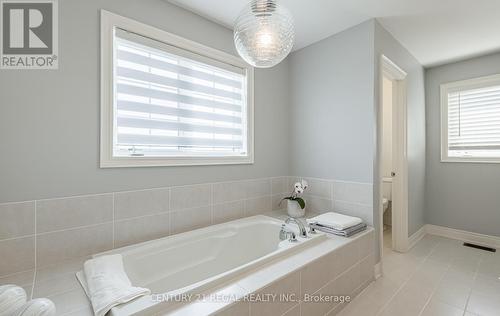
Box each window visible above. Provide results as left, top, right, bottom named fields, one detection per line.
left=100, top=11, right=253, bottom=167
left=441, top=74, right=500, bottom=163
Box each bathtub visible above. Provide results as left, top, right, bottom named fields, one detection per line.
left=97, top=215, right=327, bottom=315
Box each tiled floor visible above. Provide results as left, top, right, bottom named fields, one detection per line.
left=338, top=229, right=500, bottom=316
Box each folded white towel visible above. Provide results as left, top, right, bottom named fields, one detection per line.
left=307, top=212, right=363, bottom=231
left=76, top=254, right=150, bottom=316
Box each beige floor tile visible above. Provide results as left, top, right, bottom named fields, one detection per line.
left=378, top=291, right=426, bottom=316
left=441, top=266, right=476, bottom=287
left=336, top=293, right=380, bottom=316
left=433, top=279, right=471, bottom=310
left=384, top=281, right=433, bottom=314
left=214, top=301, right=249, bottom=316
left=420, top=298, right=464, bottom=316
left=466, top=291, right=500, bottom=316
left=281, top=303, right=300, bottom=316
left=345, top=233, right=491, bottom=316
left=472, top=274, right=500, bottom=296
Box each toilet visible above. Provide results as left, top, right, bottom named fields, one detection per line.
left=383, top=197, right=389, bottom=212
left=382, top=178, right=392, bottom=229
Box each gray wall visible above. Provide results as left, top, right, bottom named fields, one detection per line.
left=288, top=21, right=376, bottom=183
left=288, top=21, right=379, bottom=257
left=0, top=0, right=290, bottom=203
left=374, top=21, right=426, bottom=237
left=425, top=52, right=500, bottom=237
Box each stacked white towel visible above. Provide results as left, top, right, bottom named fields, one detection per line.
left=307, top=212, right=366, bottom=237
left=76, top=254, right=150, bottom=316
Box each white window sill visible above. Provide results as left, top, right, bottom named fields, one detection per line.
left=100, top=156, right=254, bottom=168
left=440, top=158, right=500, bottom=164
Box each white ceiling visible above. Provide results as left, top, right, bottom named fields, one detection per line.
left=167, top=0, right=500, bottom=67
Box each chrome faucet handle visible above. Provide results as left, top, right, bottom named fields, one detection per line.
left=308, top=221, right=318, bottom=234
left=279, top=224, right=298, bottom=242
left=279, top=224, right=288, bottom=241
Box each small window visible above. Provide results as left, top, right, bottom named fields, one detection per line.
left=441, top=74, right=500, bottom=163
left=100, top=11, right=254, bottom=167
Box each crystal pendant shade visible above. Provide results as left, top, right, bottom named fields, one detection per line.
left=234, top=0, right=295, bottom=68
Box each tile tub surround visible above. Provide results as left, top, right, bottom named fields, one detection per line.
left=288, top=177, right=374, bottom=226
left=16, top=213, right=374, bottom=316
left=0, top=177, right=289, bottom=277
left=0, top=176, right=372, bottom=277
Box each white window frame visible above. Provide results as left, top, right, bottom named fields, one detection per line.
left=441, top=74, right=500, bottom=163
left=100, top=10, right=254, bottom=168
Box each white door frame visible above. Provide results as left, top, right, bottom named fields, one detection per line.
left=378, top=55, right=409, bottom=259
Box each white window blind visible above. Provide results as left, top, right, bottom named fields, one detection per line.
left=113, top=29, right=248, bottom=158
left=442, top=75, right=500, bottom=161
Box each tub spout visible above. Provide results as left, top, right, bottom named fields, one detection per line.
left=285, top=217, right=308, bottom=238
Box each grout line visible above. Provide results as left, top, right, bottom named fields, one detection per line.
left=417, top=258, right=452, bottom=315
left=463, top=254, right=481, bottom=314
left=0, top=234, right=36, bottom=242
left=168, top=188, right=172, bottom=235
left=289, top=175, right=373, bottom=186
left=0, top=268, right=35, bottom=280
left=31, top=200, right=37, bottom=300
left=212, top=194, right=273, bottom=208
left=0, top=175, right=368, bottom=206
left=112, top=193, right=115, bottom=249
left=210, top=183, right=214, bottom=225
left=333, top=198, right=373, bottom=207
left=375, top=239, right=443, bottom=316
left=303, top=193, right=333, bottom=201
left=31, top=192, right=113, bottom=203
left=110, top=210, right=172, bottom=224
left=30, top=270, right=36, bottom=300
left=35, top=221, right=114, bottom=237
left=34, top=200, right=37, bottom=267
left=280, top=302, right=299, bottom=316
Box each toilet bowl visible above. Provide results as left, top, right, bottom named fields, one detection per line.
left=383, top=197, right=389, bottom=213
left=382, top=178, right=392, bottom=230
left=382, top=178, right=392, bottom=214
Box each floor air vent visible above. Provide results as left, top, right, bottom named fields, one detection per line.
left=463, top=242, right=496, bottom=253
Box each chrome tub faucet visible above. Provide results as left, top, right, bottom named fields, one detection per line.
left=285, top=217, right=308, bottom=238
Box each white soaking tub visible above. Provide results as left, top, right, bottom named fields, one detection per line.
left=96, top=215, right=326, bottom=315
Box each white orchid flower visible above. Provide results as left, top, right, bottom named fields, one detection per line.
left=301, top=179, right=308, bottom=190
left=294, top=182, right=303, bottom=195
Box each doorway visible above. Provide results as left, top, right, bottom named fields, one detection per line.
left=379, top=55, right=409, bottom=269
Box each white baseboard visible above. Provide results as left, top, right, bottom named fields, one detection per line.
left=426, top=224, right=500, bottom=250
left=406, top=225, right=427, bottom=251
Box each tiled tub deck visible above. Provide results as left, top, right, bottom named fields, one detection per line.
left=0, top=211, right=374, bottom=316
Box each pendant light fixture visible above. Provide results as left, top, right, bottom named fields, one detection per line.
left=234, top=0, right=295, bottom=68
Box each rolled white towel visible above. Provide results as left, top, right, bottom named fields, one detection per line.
left=76, top=254, right=150, bottom=316
left=0, top=285, right=27, bottom=315
left=307, top=212, right=363, bottom=231
left=15, top=298, right=56, bottom=316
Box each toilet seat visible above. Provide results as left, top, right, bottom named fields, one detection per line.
left=382, top=198, right=390, bottom=213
